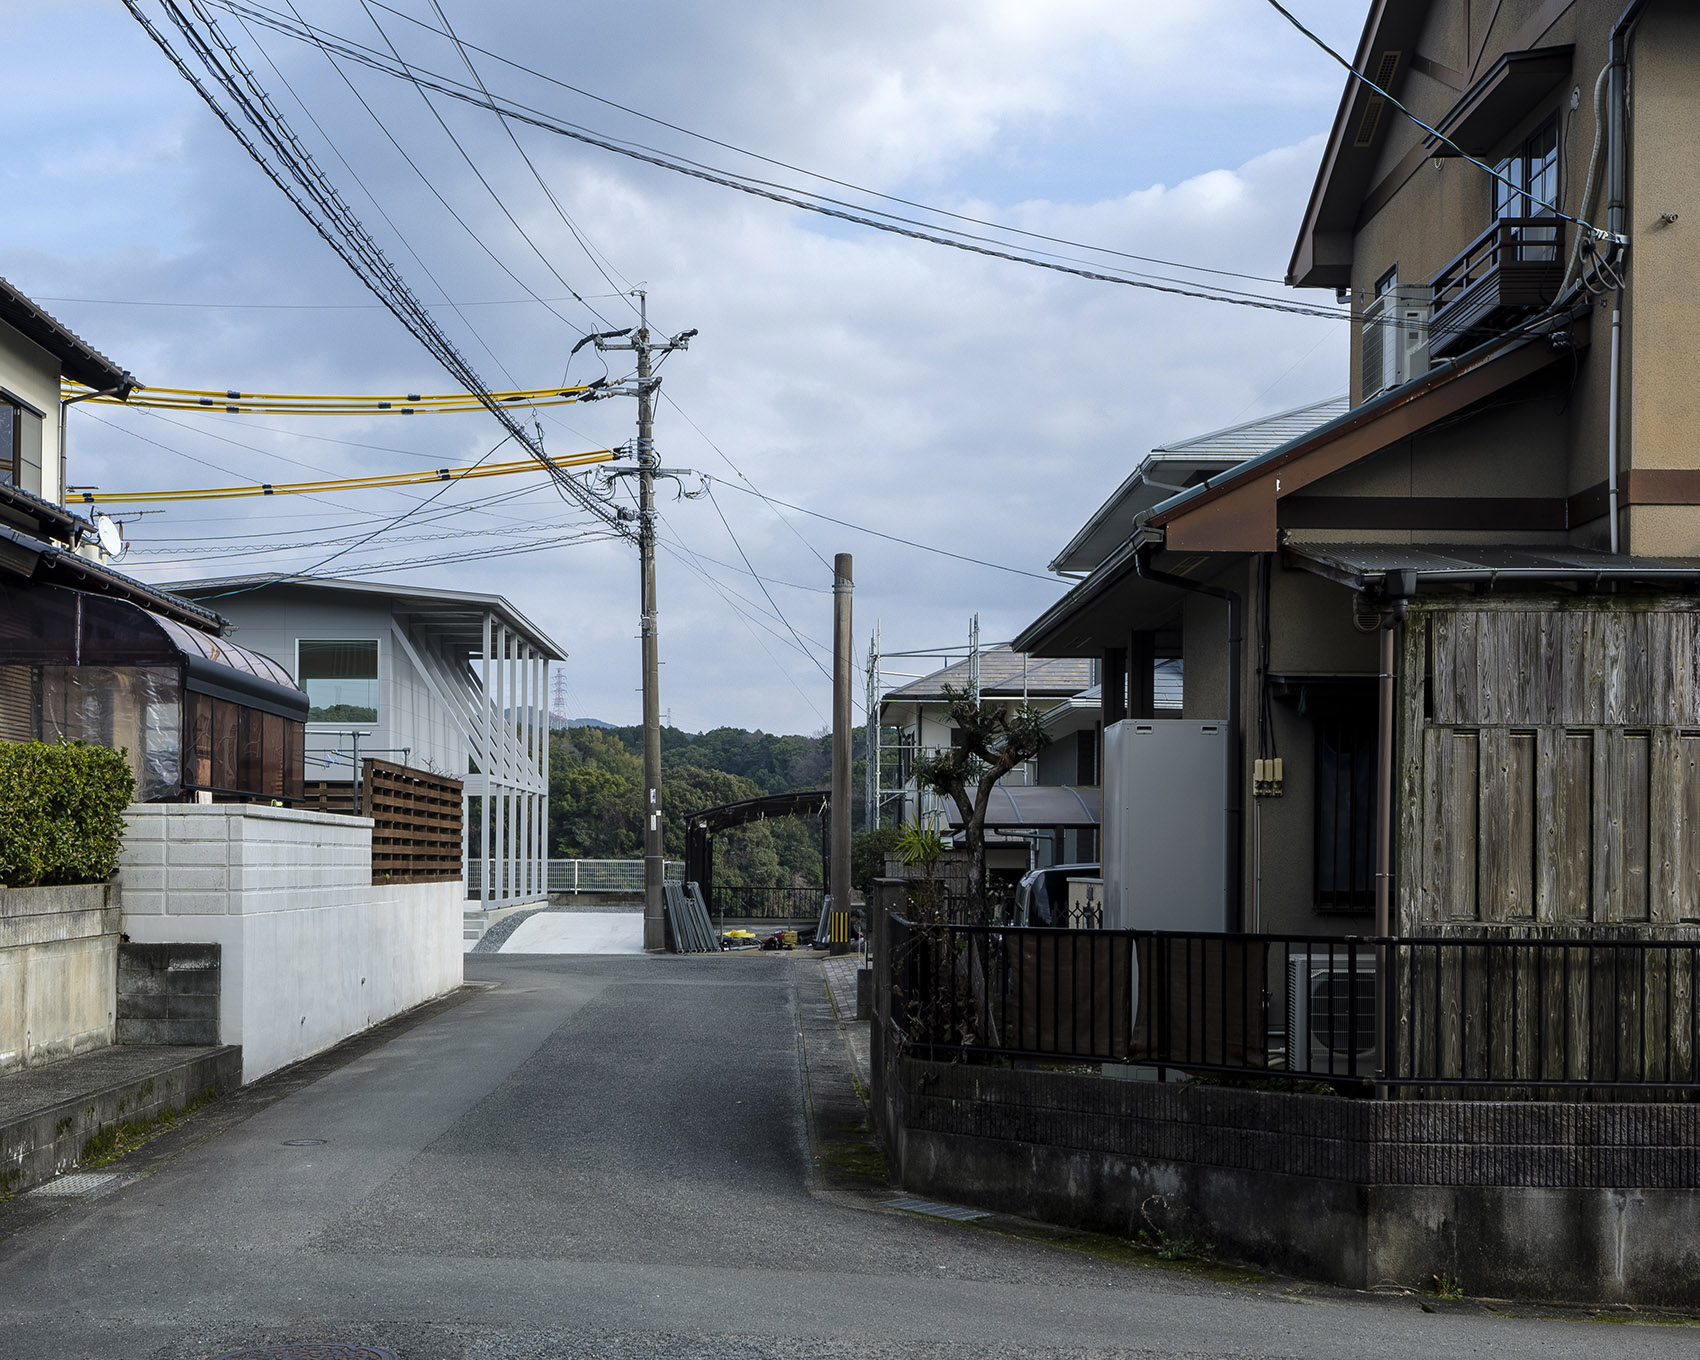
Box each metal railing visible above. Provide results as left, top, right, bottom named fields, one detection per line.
left=710, top=884, right=824, bottom=918
left=887, top=919, right=1700, bottom=1094
left=467, top=858, right=684, bottom=893
left=1430, top=216, right=1565, bottom=310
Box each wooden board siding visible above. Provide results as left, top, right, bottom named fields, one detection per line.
left=1398, top=599, right=1700, bottom=936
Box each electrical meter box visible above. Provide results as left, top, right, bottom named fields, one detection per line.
left=1101, top=719, right=1227, bottom=932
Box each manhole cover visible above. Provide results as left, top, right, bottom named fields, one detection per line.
left=281, top=1139, right=328, bottom=1146
left=206, top=1347, right=398, bottom=1360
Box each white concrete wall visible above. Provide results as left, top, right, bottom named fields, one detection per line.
left=118, top=804, right=462, bottom=1082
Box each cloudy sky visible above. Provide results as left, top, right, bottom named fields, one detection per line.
left=2, top=0, right=1365, bottom=733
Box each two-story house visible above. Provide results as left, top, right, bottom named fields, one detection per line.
left=880, top=645, right=1098, bottom=875
left=1018, top=0, right=1700, bottom=943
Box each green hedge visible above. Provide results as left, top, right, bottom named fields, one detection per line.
left=0, top=741, right=137, bottom=888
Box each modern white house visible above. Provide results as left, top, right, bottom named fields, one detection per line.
left=166, top=576, right=563, bottom=926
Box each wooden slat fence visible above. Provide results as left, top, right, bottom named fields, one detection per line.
left=364, top=758, right=464, bottom=884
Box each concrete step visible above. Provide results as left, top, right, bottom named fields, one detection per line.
left=0, top=1044, right=241, bottom=1198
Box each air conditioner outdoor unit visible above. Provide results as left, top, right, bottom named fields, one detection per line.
left=1285, top=952, right=1378, bottom=1078
left=1360, top=285, right=1430, bottom=400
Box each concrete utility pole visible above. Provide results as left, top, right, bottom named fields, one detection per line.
left=595, top=292, right=695, bottom=952
left=830, top=553, right=854, bottom=953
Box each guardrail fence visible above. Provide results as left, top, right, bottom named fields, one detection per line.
left=709, top=885, right=824, bottom=918
left=888, top=918, right=1700, bottom=1094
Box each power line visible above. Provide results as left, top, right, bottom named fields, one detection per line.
left=704, top=483, right=834, bottom=687
left=710, top=478, right=1058, bottom=583
left=201, top=0, right=1347, bottom=320
left=351, top=0, right=1291, bottom=287
left=125, top=0, right=627, bottom=535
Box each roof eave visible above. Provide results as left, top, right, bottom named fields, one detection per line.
left=0, top=278, right=139, bottom=395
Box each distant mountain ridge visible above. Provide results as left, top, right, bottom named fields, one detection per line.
left=551, top=715, right=616, bottom=730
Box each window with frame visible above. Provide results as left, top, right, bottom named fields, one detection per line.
left=1493, top=117, right=1559, bottom=260
left=297, top=639, right=379, bottom=723
left=0, top=393, right=43, bottom=489
left=1314, top=697, right=1377, bottom=912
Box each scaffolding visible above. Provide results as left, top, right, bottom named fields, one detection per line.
left=864, top=616, right=1001, bottom=834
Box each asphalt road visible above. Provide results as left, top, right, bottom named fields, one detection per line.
left=0, top=952, right=1693, bottom=1358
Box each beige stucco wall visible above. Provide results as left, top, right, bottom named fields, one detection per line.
left=0, top=884, right=119, bottom=1074
left=1338, top=0, right=1629, bottom=547
left=1624, top=7, right=1700, bottom=554
left=0, top=326, right=62, bottom=503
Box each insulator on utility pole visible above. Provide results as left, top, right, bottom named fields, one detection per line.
left=592, top=292, right=696, bottom=953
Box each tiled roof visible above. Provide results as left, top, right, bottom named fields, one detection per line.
left=0, top=277, right=138, bottom=393
left=1150, top=395, right=1350, bottom=457
left=882, top=645, right=1094, bottom=703
left=1049, top=396, right=1348, bottom=574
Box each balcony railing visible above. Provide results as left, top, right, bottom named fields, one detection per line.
left=887, top=919, right=1700, bottom=1095
left=1428, top=216, right=1566, bottom=358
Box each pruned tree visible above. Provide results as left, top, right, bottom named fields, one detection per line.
left=913, top=684, right=1050, bottom=920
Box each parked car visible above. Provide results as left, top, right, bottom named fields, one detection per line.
left=1013, top=862, right=1100, bottom=928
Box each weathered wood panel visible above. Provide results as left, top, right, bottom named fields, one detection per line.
left=1399, top=599, right=1700, bottom=934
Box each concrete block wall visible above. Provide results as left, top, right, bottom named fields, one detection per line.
left=0, top=884, right=119, bottom=1074
left=119, top=805, right=462, bottom=1081
left=117, top=943, right=221, bottom=1045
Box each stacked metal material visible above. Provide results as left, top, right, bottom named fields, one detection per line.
left=663, top=880, right=719, bottom=953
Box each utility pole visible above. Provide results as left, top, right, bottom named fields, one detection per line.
left=595, top=292, right=696, bottom=953
left=830, top=553, right=853, bottom=954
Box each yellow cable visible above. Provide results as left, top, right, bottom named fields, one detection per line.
left=61, top=380, right=596, bottom=414
left=73, top=448, right=614, bottom=504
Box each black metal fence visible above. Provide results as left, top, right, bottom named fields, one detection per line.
left=712, top=885, right=823, bottom=919
left=886, top=918, right=1700, bottom=1094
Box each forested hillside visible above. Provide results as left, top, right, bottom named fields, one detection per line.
left=548, top=724, right=867, bottom=889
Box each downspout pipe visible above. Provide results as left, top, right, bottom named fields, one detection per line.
left=1607, top=0, right=1650, bottom=555
left=1135, top=545, right=1244, bottom=934
left=1374, top=569, right=1415, bottom=1100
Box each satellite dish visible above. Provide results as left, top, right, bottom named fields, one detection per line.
left=94, top=514, right=125, bottom=559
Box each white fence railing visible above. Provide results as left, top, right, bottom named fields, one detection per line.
left=466, top=859, right=685, bottom=893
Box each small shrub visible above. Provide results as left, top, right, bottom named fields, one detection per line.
left=0, top=740, right=137, bottom=888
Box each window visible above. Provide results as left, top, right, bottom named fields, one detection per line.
left=1374, top=265, right=1398, bottom=298
left=0, top=392, right=43, bottom=490
left=0, top=402, right=15, bottom=485
left=297, top=639, right=379, bottom=723
left=1076, top=727, right=1099, bottom=786
left=1314, top=698, right=1377, bottom=912
left=1493, top=117, right=1559, bottom=260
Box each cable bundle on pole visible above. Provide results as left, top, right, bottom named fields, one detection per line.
left=121, top=0, right=629, bottom=537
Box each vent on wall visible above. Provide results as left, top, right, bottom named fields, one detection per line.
left=1351, top=52, right=1402, bottom=148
